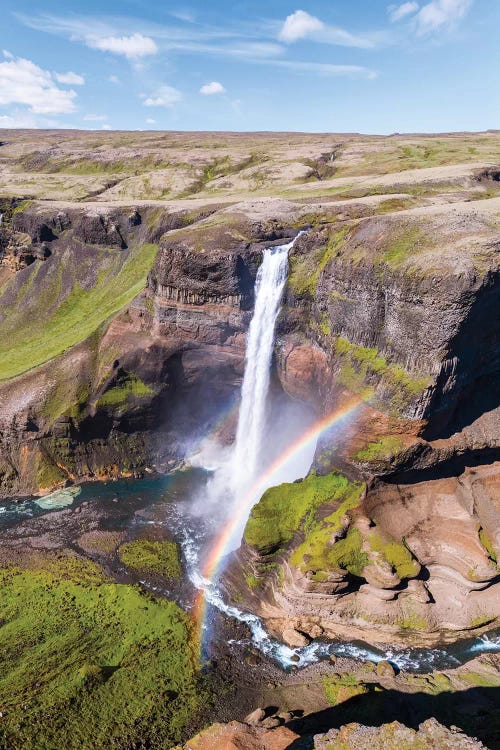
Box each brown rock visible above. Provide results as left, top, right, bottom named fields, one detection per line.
left=260, top=717, right=283, bottom=729
left=282, top=627, right=310, bottom=648
left=376, top=660, right=397, bottom=678
left=180, top=721, right=300, bottom=750
left=244, top=708, right=266, bottom=726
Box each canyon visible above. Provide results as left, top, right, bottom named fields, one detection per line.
left=0, top=129, right=499, bottom=748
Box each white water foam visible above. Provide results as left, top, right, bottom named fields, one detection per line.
left=231, top=240, right=293, bottom=496
left=178, top=236, right=500, bottom=671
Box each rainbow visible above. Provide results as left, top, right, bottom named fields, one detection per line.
left=193, top=397, right=362, bottom=654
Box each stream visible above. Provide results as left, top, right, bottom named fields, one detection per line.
left=1, top=472, right=499, bottom=675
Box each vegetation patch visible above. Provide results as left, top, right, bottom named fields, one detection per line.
left=479, top=528, right=497, bottom=564
left=96, top=373, right=153, bottom=410
left=354, top=435, right=405, bottom=462
left=379, top=226, right=424, bottom=267
left=244, top=471, right=363, bottom=556
left=292, top=526, right=368, bottom=579
left=375, top=197, right=417, bottom=214
left=0, top=561, right=205, bottom=749
left=244, top=573, right=260, bottom=590
left=36, top=453, right=68, bottom=491
left=41, top=378, right=91, bottom=424
left=287, top=228, right=347, bottom=298
left=322, top=673, right=369, bottom=705
left=118, top=540, right=182, bottom=579
left=334, top=336, right=430, bottom=412
left=0, top=242, right=158, bottom=381
left=368, top=533, right=420, bottom=580
left=396, top=608, right=429, bottom=631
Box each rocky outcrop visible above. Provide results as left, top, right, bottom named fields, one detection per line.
left=178, top=718, right=485, bottom=750
left=1, top=196, right=500, bottom=654
left=283, top=207, right=500, bottom=434
left=176, top=721, right=299, bottom=750
left=0, top=203, right=298, bottom=496
left=244, top=461, right=500, bottom=647
left=313, top=720, right=486, bottom=750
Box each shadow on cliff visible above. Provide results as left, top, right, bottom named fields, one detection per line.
left=386, top=445, right=500, bottom=485
left=285, top=685, right=500, bottom=749
left=423, top=269, right=500, bottom=440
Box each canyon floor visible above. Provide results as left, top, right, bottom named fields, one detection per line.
left=0, top=128, right=499, bottom=748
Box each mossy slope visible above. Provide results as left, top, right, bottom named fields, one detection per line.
left=0, top=241, right=158, bottom=381
left=0, top=559, right=205, bottom=750
left=119, top=540, right=182, bottom=579
left=244, top=471, right=363, bottom=556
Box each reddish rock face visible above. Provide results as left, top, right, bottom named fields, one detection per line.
left=180, top=721, right=299, bottom=750
left=276, top=338, right=331, bottom=410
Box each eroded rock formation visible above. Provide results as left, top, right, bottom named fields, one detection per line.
left=0, top=186, right=499, bottom=646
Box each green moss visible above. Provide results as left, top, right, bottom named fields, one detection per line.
left=319, top=312, right=332, bottom=336
left=369, top=533, right=420, bottom=579
left=118, top=540, right=181, bottom=580
left=244, top=471, right=363, bottom=555
left=322, top=673, right=369, bottom=705
left=354, top=436, right=405, bottom=462
left=97, top=373, right=153, bottom=410
left=0, top=243, right=159, bottom=381
left=0, top=563, right=205, bottom=749
left=33, top=156, right=168, bottom=176
left=41, top=380, right=90, bottom=424
left=37, top=454, right=67, bottom=490
left=375, top=197, right=416, bottom=214
left=292, top=526, right=368, bottom=579
left=334, top=336, right=429, bottom=412
left=10, top=199, right=32, bottom=216
left=470, top=614, right=495, bottom=628
left=245, top=573, right=260, bottom=590
left=461, top=670, right=500, bottom=688
left=479, top=528, right=497, bottom=563
left=287, top=228, right=347, bottom=298
left=380, top=226, right=424, bottom=267
left=396, top=609, right=429, bottom=631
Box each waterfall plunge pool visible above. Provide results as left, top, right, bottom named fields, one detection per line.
left=1, top=471, right=499, bottom=675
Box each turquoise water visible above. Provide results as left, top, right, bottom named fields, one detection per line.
left=1, top=473, right=499, bottom=673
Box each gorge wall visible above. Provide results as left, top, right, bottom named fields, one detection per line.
left=0, top=192, right=499, bottom=645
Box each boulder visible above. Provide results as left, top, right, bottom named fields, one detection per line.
left=376, top=660, right=397, bottom=678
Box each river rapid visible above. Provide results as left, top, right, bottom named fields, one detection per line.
left=2, top=472, right=499, bottom=675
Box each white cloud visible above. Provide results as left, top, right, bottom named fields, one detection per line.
left=146, top=118, right=156, bottom=124
left=0, top=56, right=77, bottom=114
left=101, top=123, right=112, bottom=130
left=143, top=85, right=182, bottom=107
left=55, top=71, right=85, bottom=85
left=279, top=10, right=324, bottom=42
left=278, top=9, right=380, bottom=48
left=83, top=113, right=108, bottom=121
left=268, top=59, right=377, bottom=78
left=388, top=2, right=420, bottom=22
left=108, top=75, right=120, bottom=84
left=200, top=81, right=226, bottom=95
left=2, top=50, right=14, bottom=59
left=415, top=0, right=472, bottom=34
left=87, top=33, right=158, bottom=59
left=0, top=112, right=38, bottom=128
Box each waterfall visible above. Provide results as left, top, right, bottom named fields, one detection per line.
left=231, top=239, right=294, bottom=496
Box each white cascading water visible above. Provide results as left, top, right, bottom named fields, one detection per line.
left=231, top=240, right=294, bottom=496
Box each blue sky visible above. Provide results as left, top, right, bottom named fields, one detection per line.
left=0, top=0, right=498, bottom=133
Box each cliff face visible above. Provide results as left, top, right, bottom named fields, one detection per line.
left=0, top=185, right=499, bottom=646
left=0, top=198, right=499, bottom=499
left=222, top=202, right=500, bottom=646
left=0, top=202, right=296, bottom=495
